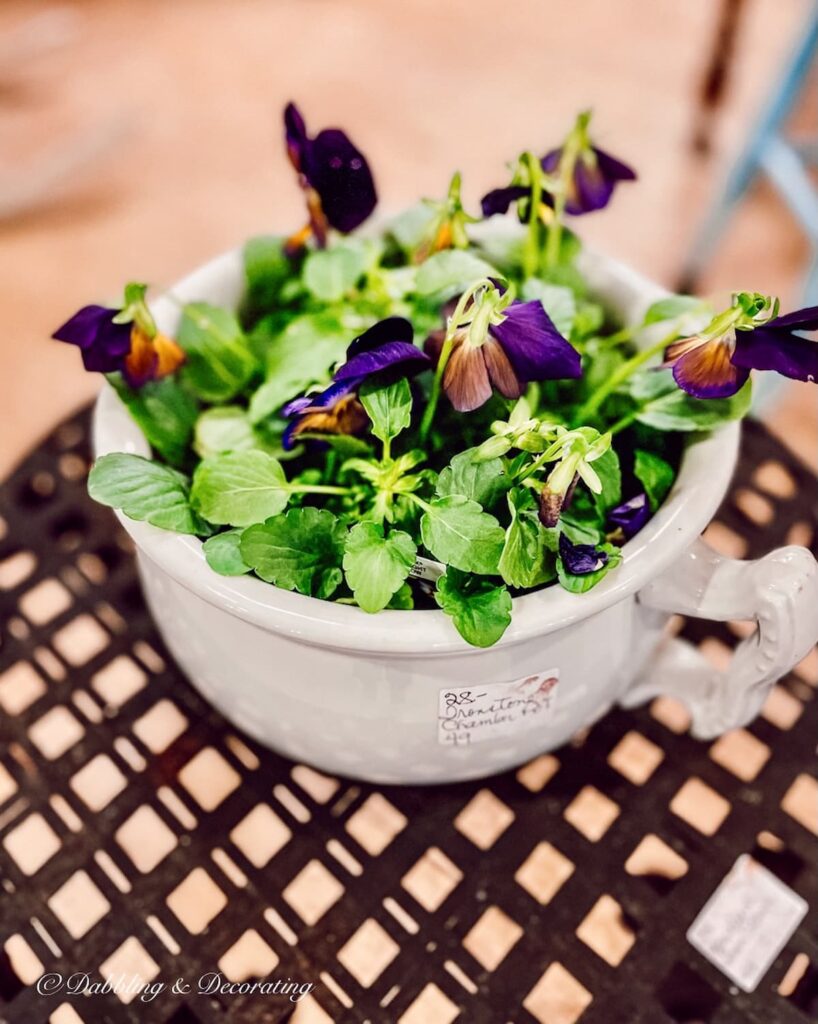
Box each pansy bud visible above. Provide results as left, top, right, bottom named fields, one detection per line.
left=473, top=435, right=513, bottom=461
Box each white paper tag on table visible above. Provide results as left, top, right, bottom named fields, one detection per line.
left=437, top=669, right=559, bottom=746
left=687, top=854, right=807, bottom=993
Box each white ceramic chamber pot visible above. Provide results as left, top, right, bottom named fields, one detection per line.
left=93, top=248, right=818, bottom=785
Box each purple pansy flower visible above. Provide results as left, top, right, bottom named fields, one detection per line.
left=480, top=185, right=543, bottom=219
left=52, top=294, right=185, bottom=389
left=480, top=111, right=635, bottom=221
left=431, top=291, right=581, bottom=413
left=558, top=532, right=609, bottom=575
left=665, top=302, right=818, bottom=400
left=284, top=102, right=377, bottom=249
left=541, top=145, right=635, bottom=215
left=282, top=317, right=429, bottom=448
left=607, top=493, right=649, bottom=539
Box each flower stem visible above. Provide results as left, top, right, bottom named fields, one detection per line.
left=522, top=153, right=543, bottom=279
left=514, top=449, right=553, bottom=483
left=571, top=328, right=679, bottom=425
left=288, top=484, right=351, bottom=496
left=597, top=326, right=632, bottom=348
left=418, top=333, right=454, bottom=445
left=608, top=410, right=639, bottom=436
left=544, top=194, right=565, bottom=271
left=406, top=492, right=433, bottom=514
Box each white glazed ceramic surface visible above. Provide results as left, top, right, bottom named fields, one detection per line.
left=92, top=248, right=818, bottom=783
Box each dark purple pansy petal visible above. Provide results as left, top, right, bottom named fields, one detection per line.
left=480, top=185, right=530, bottom=218
left=594, top=147, right=637, bottom=184
left=608, top=493, right=649, bottom=539
left=281, top=420, right=303, bottom=451
left=284, top=379, right=357, bottom=416
left=284, top=102, right=308, bottom=171
left=671, top=337, right=749, bottom=398
left=303, top=128, right=376, bottom=233
left=53, top=305, right=116, bottom=349
left=280, top=394, right=314, bottom=418
left=335, top=341, right=430, bottom=382
left=490, top=300, right=582, bottom=382
left=731, top=328, right=818, bottom=384
left=541, top=149, right=561, bottom=175
left=53, top=305, right=132, bottom=374
left=762, top=305, right=818, bottom=332
left=558, top=532, right=609, bottom=575
left=345, top=317, right=414, bottom=359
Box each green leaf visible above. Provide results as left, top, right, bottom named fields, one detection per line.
left=248, top=312, right=350, bottom=424
left=302, top=245, right=367, bottom=302
left=498, top=487, right=556, bottom=589
left=520, top=279, right=576, bottom=336
left=436, top=448, right=511, bottom=508
left=580, top=339, right=628, bottom=394
left=202, top=530, right=250, bottom=575
left=634, top=449, right=675, bottom=512
left=242, top=235, right=291, bottom=324
left=108, top=375, right=198, bottom=467
left=589, top=447, right=622, bottom=516
left=88, top=453, right=200, bottom=534
left=386, top=203, right=438, bottom=251
left=178, top=302, right=258, bottom=402
left=420, top=496, right=504, bottom=575
left=190, top=450, right=290, bottom=527
left=415, top=250, right=497, bottom=298
left=635, top=376, right=752, bottom=431
left=359, top=378, right=412, bottom=443
left=572, top=300, right=605, bottom=340
left=343, top=522, right=416, bottom=613
left=435, top=569, right=512, bottom=648
left=194, top=406, right=277, bottom=459
left=556, top=543, right=622, bottom=593
left=240, top=507, right=346, bottom=599
left=387, top=582, right=414, bottom=609
left=644, top=295, right=712, bottom=332
left=560, top=513, right=603, bottom=546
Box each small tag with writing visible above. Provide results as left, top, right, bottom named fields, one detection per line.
left=408, top=556, right=446, bottom=582
left=437, top=670, right=559, bottom=746
left=687, top=854, right=807, bottom=992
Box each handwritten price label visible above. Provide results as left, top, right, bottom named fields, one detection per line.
left=437, top=670, right=559, bottom=746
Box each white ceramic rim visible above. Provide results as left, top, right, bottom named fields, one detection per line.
left=92, top=247, right=740, bottom=657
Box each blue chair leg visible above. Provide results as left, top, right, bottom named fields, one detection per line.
left=677, top=8, right=818, bottom=292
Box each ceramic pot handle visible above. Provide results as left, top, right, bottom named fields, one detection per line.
left=622, top=539, right=818, bottom=737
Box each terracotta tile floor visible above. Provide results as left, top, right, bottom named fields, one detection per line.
left=0, top=0, right=815, bottom=476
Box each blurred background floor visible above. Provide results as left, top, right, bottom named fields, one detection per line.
left=1, top=0, right=816, bottom=477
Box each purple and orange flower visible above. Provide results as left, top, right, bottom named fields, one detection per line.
left=284, top=102, right=377, bottom=253
left=52, top=285, right=185, bottom=389
left=664, top=293, right=818, bottom=399
left=426, top=283, right=582, bottom=413
left=282, top=317, right=429, bottom=448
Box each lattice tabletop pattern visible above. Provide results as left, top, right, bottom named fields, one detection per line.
left=0, top=411, right=816, bottom=1024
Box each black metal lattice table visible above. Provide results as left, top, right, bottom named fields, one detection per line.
left=0, top=410, right=816, bottom=1024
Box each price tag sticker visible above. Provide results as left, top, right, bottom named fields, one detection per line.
left=687, top=854, right=808, bottom=992
left=437, top=670, right=559, bottom=746
left=408, top=556, right=446, bottom=582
